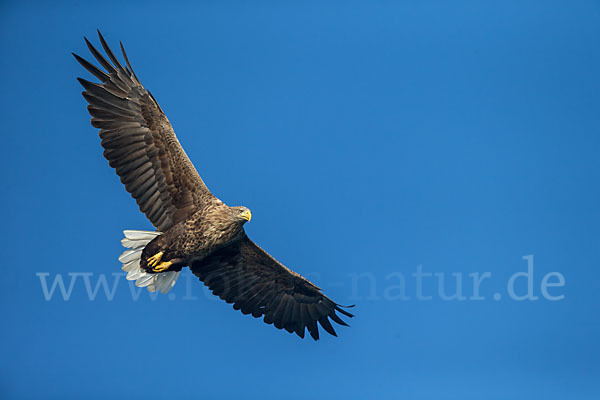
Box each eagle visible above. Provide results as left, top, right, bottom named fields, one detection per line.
left=74, top=31, right=353, bottom=340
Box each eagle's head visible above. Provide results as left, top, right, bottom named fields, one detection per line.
left=232, top=206, right=252, bottom=224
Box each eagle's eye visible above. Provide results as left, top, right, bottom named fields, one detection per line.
left=238, top=208, right=252, bottom=222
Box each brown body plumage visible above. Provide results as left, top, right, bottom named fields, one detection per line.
left=75, top=31, right=353, bottom=340
left=140, top=202, right=248, bottom=272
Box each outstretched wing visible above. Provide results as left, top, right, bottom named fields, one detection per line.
left=191, top=236, right=354, bottom=340
left=74, top=31, right=215, bottom=231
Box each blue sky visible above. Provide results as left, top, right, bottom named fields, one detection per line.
left=1, top=1, right=599, bottom=399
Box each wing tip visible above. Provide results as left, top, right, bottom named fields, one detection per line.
left=335, top=304, right=355, bottom=318
left=97, top=28, right=106, bottom=42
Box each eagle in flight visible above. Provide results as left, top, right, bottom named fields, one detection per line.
left=74, top=31, right=353, bottom=340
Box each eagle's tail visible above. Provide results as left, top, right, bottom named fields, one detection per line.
left=119, top=230, right=181, bottom=294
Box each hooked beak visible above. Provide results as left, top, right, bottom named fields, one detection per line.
left=240, top=209, right=252, bottom=222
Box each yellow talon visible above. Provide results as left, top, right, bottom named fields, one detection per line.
left=147, top=251, right=164, bottom=267
left=153, top=261, right=173, bottom=272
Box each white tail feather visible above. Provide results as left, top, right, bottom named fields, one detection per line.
left=123, top=230, right=162, bottom=240
left=119, top=230, right=181, bottom=294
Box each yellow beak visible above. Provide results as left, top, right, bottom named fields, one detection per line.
left=240, top=209, right=252, bottom=222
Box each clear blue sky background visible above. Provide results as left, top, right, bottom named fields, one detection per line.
left=1, top=1, right=599, bottom=399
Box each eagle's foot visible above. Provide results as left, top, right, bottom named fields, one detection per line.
left=147, top=251, right=164, bottom=267
left=152, top=260, right=173, bottom=273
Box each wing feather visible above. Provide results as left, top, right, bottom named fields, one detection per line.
left=75, top=31, right=215, bottom=231
left=191, top=236, right=354, bottom=340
